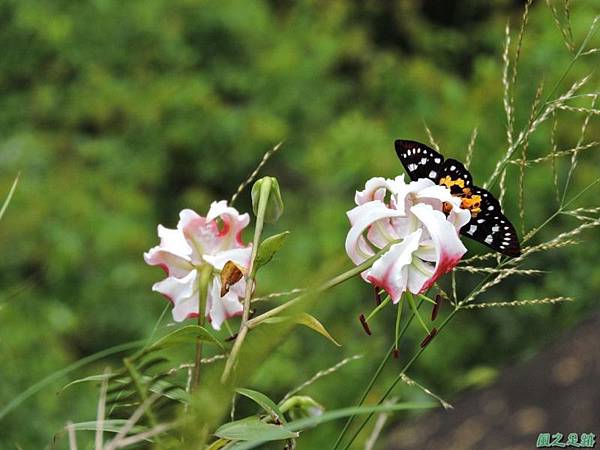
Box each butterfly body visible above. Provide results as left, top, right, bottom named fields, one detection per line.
left=395, top=139, right=521, bottom=257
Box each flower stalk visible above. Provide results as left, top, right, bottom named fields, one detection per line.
left=222, top=178, right=272, bottom=382
left=246, top=243, right=399, bottom=330
left=191, top=264, right=214, bottom=391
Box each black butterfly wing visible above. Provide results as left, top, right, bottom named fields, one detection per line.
left=460, top=186, right=521, bottom=257
left=394, top=139, right=444, bottom=182
left=439, top=158, right=473, bottom=188
left=394, top=138, right=521, bottom=257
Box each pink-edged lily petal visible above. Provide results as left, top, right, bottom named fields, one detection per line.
left=414, top=184, right=472, bottom=231
left=206, top=200, right=250, bottom=248
left=355, top=177, right=401, bottom=205
left=202, top=246, right=252, bottom=272
left=208, top=277, right=244, bottom=330
left=144, top=247, right=194, bottom=278
left=366, top=229, right=422, bottom=303
left=178, top=209, right=221, bottom=257
left=152, top=270, right=199, bottom=322
left=410, top=203, right=467, bottom=293
left=446, top=197, right=472, bottom=231
left=346, top=201, right=405, bottom=265
left=144, top=225, right=194, bottom=277
left=367, top=217, right=401, bottom=249
left=394, top=178, right=437, bottom=215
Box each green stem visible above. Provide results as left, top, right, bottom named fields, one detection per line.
left=394, top=297, right=403, bottom=353
left=221, top=179, right=272, bottom=383
left=417, top=293, right=437, bottom=305
left=246, top=243, right=398, bottom=329
left=331, top=299, right=423, bottom=450
left=365, top=296, right=390, bottom=322
left=406, top=292, right=429, bottom=334
left=192, top=265, right=214, bottom=390
left=337, top=179, right=600, bottom=447
left=340, top=309, right=458, bottom=450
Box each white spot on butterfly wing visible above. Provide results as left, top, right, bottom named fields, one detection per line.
left=467, top=225, right=477, bottom=235
left=408, top=163, right=418, bottom=171
left=428, top=170, right=437, bottom=178
left=484, top=235, right=493, bottom=244
left=420, top=157, right=427, bottom=165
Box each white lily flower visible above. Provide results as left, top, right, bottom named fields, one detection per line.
left=345, top=175, right=471, bottom=302
left=144, top=200, right=252, bottom=330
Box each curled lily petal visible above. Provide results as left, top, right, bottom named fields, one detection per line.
left=144, top=248, right=193, bottom=278
left=152, top=270, right=199, bottom=322
left=446, top=197, right=472, bottom=231
left=208, top=278, right=244, bottom=330
left=410, top=203, right=467, bottom=293
left=203, top=247, right=252, bottom=271
left=144, top=225, right=194, bottom=277
left=366, top=229, right=422, bottom=303
left=206, top=200, right=250, bottom=248
left=178, top=209, right=220, bottom=257
left=355, top=177, right=401, bottom=205
left=346, top=201, right=404, bottom=265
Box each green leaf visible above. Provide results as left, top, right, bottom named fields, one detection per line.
left=145, top=325, right=224, bottom=353
left=137, top=356, right=169, bottom=373
left=214, top=417, right=298, bottom=441
left=59, top=374, right=115, bottom=394
left=151, top=380, right=191, bottom=404
left=206, top=438, right=230, bottom=450
left=227, top=402, right=436, bottom=450
left=68, top=419, right=146, bottom=434
left=0, top=339, right=144, bottom=421
left=296, top=313, right=341, bottom=347
left=236, top=388, right=286, bottom=423
left=254, top=231, right=290, bottom=271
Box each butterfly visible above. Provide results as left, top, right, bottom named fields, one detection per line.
left=395, top=139, right=521, bottom=257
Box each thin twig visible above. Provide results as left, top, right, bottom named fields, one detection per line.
left=465, top=127, right=478, bottom=169
left=66, top=422, right=78, bottom=450
left=109, top=423, right=174, bottom=449
left=508, top=141, right=599, bottom=166
left=423, top=122, right=440, bottom=151
left=281, top=355, right=363, bottom=404
left=95, top=370, right=109, bottom=450
left=230, top=142, right=283, bottom=205
left=399, top=373, right=453, bottom=410
left=251, top=288, right=306, bottom=303
left=502, top=21, right=514, bottom=148
left=103, top=392, right=162, bottom=450
left=363, top=398, right=397, bottom=450
left=456, top=266, right=544, bottom=275
left=463, top=297, right=574, bottom=309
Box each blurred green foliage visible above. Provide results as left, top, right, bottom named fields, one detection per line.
left=0, top=0, right=598, bottom=448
